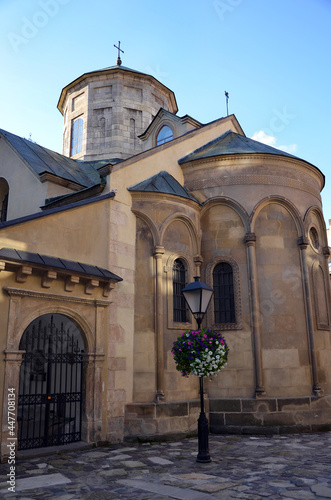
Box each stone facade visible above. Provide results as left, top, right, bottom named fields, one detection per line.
left=0, top=61, right=330, bottom=459
left=58, top=66, right=177, bottom=160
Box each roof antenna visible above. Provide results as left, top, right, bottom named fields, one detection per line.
left=225, top=91, right=229, bottom=116
left=114, top=41, right=124, bottom=66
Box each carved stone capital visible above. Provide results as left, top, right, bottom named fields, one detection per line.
left=154, top=245, right=165, bottom=257
left=323, top=246, right=330, bottom=258
left=298, top=236, right=309, bottom=249
left=245, top=232, right=256, bottom=246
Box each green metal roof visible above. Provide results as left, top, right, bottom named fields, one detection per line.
left=0, top=128, right=116, bottom=188
left=128, top=171, right=199, bottom=203
left=178, top=130, right=302, bottom=164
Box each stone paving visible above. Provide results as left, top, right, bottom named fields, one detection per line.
left=0, top=432, right=330, bottom=499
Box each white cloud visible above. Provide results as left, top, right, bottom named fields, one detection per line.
left=251, top=130, right=276, bottom=147
left=251, top=130, right=297, bottom=155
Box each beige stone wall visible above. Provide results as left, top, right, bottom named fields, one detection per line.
left=254, top=202, right=310, bottom=396
left=200, top=203, right=254, bottom=398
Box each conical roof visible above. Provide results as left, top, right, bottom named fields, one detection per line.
left=128, top=171, right=199, bottom=203
left=178, top=130, right=302, bottom=164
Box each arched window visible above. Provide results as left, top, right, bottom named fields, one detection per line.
left=157, top=125, right=173, bottom=146
left=213, top=262, right=236, bottom=324
left=173, top=259, right=187, bottom=323
left=70, top=118, right=83, bottom=156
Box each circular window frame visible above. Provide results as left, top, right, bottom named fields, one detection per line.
left=309, top=226, right=320, bottom=253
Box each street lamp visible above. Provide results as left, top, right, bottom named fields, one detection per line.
left=181, top=276, right=214, bottom=463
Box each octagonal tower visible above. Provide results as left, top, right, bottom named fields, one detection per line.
left=57, top=64, right=178, bottom=161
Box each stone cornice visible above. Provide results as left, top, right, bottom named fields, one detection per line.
left=4, top=287, right=110, bottom=307
left=181, top=154, right=324, bottom=190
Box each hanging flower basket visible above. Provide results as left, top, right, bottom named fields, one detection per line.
left=171, top=328, right=229, bottom=378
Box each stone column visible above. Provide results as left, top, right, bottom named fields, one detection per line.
left=245, top=233, right=266, bottom=397
left=193, top=255, right=203, bottom=278
left=1, top=350, right=25, bottom=459
left=82, top=352, right=105, bottom=442
left=298, top=237, right=322, bottom=396
left=154, top=245, right=165, bottom=401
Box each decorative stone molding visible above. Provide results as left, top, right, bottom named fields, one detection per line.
left=65, top=275, right=80, bottom=292
left=298, top=236, right=309, bottom=248
left=16, top=266, right=32, bottom=283
left=85, top=279, right=99, bottom=295
left=42, top=270, right=57, bottom=288
left=244, top=232, right=256, bottom=246
left=4, top=287, right=110, bottom=307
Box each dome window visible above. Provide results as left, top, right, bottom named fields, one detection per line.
left=156, top=125, right=173, bottom=146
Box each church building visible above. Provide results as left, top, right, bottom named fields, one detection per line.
left=0, top=52, right=330, bottom=459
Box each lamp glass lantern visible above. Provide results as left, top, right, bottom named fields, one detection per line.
left=182, top=276, right=214, bottom=328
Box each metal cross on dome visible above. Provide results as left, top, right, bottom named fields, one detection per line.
left=114, top=41, right=124, bottom=66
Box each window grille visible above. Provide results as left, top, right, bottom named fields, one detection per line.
left=213, top=262, right=236, bottom=324
left=173, top=259, right=187, bottom=323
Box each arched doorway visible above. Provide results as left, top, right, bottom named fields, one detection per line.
left=18, top=314, right=84, bottom=450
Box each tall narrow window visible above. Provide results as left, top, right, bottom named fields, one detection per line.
left=70, top=118, right=83, bottom=156
left=173, top=259, right=187, bottom=323
left=157, top=125, right=173, bottom=146
left=213, top=263, right=236, bottom=324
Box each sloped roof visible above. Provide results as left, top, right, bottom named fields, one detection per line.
left=178, top=130, right=302, bottom=164
left=0, top=128, right=112, bottom=188
left=0, top=247, right=122, bottom=282
left=128, top=171, right=199, bottom=203
left=57, top=65, right=178, bottom=114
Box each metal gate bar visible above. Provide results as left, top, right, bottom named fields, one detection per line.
left=18, top=315, right=83, bottom=451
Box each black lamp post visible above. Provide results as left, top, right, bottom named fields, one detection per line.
left=181, top=276, right=214, bottom=463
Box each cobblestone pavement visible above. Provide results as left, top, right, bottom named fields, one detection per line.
left=0, top=432, right=331, bottom=499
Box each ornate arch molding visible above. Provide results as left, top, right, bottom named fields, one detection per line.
left=250, top=195, right=304, bottom=236
left=200, top=197, right=250, bottom=233
left=311, top=260, right=331, bottom=331
left=132, top=208, right=160, bottom=247
left=155, top=119, right=177, bottom=142
left=5, top=289, right=100, bottom=353
left=304, top=205, right=328, bottom=246
left=165, top=252, right=194, bottom=330
left=204, top=255, right=242, bottom=330
left=160, top=213, right=200, bottom=256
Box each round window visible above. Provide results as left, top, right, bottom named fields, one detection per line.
left=309, top=227, right=319, bottom=250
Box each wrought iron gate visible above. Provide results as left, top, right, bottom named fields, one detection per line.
left=18, top=314, right=83, bottom=450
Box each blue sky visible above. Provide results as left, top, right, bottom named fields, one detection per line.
left=1, top=0, right=330, bottom=223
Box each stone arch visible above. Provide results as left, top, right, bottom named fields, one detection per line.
left=13, top=304, right=93, bottom=354
left=304, top=205, right=328, bottom=246
left=200, top=196, right=250, bottom=233
left=252, top=196, right=311, bottom=396
left=155, top=121, right=176, bottom=146
left=311, top=260, right=330, bottom=330
left=160, top=213, right=199, bottom=256
left=132, top=209, right=160, bottom=247
left=250, top=195, right=304, bottom=237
